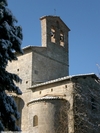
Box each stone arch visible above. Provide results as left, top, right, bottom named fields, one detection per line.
left=60, top=30, right=64, bottom=47
left=51, top=26, right=56, bottom=43
left=13, top=96, right=25, bottom=128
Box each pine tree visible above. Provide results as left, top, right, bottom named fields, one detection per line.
left=0, top=0, right=23, bottom=131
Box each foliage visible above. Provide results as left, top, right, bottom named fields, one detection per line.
left=0, top=0, right=23, bottom=131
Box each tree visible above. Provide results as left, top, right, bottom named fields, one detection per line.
left=0, top=0, right=23, bottom=131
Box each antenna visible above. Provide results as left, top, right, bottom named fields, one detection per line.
left=54, top=9, right=56, bottom=16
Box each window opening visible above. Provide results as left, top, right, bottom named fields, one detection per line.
left=17, top=69, right=19, bottom=71
left=39, top=91, right=41, bottom=94
left=91, top=97, right=97, bottom=111
left=51, top=26, right=55, bottom=43
left=65, top=85, right=67, bottom=88
left=60, top=31, right=64, bottom=46
left=34, top=70, right=38, bottom=75
left=51, top=89, right=53, bottom=92
left=26, top=81, right=28, bottom=84
left=33, top=115, right=38, bottom=127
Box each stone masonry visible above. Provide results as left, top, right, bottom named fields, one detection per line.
left=7, top=16, right=70, bottom=90
left=6, top=16, right=100, bottom=133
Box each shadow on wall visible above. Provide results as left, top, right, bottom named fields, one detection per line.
left=54, top=99, right=70, bottom=133
left=28, top=97, right=70, bottom=133
left=13, top=96, right=25, bottom=128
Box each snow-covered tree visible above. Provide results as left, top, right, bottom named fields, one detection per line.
left=0, top=0, right=23, bottom=131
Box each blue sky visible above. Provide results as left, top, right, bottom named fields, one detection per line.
left=7, top=0, right=100, bottom=76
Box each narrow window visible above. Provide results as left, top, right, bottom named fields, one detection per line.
left=39, top=91, right=41, bottom=94
left=91, top=97, right=97, bottom=111
left=51, top=88, right=53, bottom=92
left=26, top=81, right=28, bottom=84
left=65, top=85, right=67, bottom=88
left=33, top=115, right=38, bottom=127
left=60, top=30, right=64, bottom=46
left=51, top=26, right=55, bottom=43
left=17, top=69, right=19, bottom=72
left=34, top=70, right=38, bottom=75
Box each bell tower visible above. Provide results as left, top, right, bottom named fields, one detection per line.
left=40, top=16, right=70, bottom=51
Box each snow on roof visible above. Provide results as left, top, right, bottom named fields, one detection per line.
left=28, top=73, right=98, bottom=90
left=27, top=96, right=65, bottom=105
left=22, top=45, right=32, bottom=50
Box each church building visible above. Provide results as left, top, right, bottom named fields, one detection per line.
left=7, top=16, right=100, bottom=133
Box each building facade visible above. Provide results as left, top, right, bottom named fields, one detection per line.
left=7, top=16, right=100, bottom=133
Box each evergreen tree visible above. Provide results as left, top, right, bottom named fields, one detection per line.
left=0, top=0, right=23, bottom=131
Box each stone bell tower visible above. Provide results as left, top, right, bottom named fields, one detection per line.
left=40, top=16, right=70, bottom=76
left=40, top=16, right=70, bottom=51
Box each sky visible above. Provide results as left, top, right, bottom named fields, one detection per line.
left=7, top=0, right=100, bottom=76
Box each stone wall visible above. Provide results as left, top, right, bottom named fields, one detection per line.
left=29, top=80, right=75, bottom=133
left=7, top=51, right=33, bottom=92
left=7, top=41, right=69, bottom=88
left=11, top=79, right=74, bottom=133
left=28, top=99, right=69, bottom=133
left=73, top=76, right=100, bottom=133
left=32, top=51, right=68, bottom=83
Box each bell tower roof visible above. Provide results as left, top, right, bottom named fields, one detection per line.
left=40, top=15, right=70, bottom=31
left=40, top=15, right=70, bottom=51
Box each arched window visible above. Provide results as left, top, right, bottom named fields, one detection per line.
left=60, top=30, right=64, bottom=47
left=33, top=115, right=38, bottom=127
left=51, top=26, right=55, bottom=43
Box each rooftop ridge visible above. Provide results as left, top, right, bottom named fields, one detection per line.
left=28, top=73, right=98, bottom=89
left=27, top=96, right=65, bottom=106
